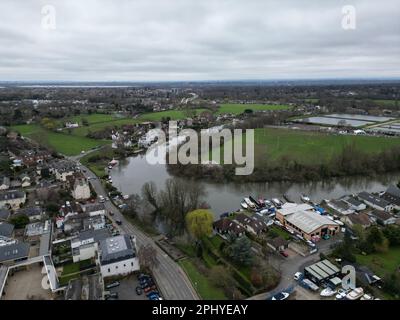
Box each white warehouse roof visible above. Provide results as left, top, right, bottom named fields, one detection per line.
left=286, top=210, right=338, bottom=234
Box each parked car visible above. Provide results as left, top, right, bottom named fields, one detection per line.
left=135, top=286, right=143, bottom=295
left=294, top=272, right=303, bottom=281
left=279, top=250, right=289, bottom=258
left=105, top=292, right=119, bottom=299
left=144, top=285, right=157, bottom=293
left=105, top=281, right=120, bottom=289
left=271, top=292, right=290, bottom=300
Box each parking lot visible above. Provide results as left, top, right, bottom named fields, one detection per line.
left=2, top=264, right=52, bottom=300
left=109, top=275, right=147, bottom=300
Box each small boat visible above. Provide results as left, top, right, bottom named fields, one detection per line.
left=320, top=288, right=337, bottom=297
left=249, top=196, right=261, bottom=208
left=346, top=287, right=364, bottom=300
left=271, top=198, right=282, bottom=208
left=243, top=198, right=256, bottom=209
left=240, top=201, right=248, bottom=210
left=301, top=194, right=311, bottom=203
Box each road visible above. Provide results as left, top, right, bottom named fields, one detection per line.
left=76, top=161, right=199, bottom=300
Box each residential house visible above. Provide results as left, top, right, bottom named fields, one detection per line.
left=65, top=122, right=79, bottom=129
left=51, top=160, right=77, bottom=182
left=0, top=242, right=30, bottom=265
left=20, top=150, right=52, bottom=167
left=343, top=212, right=373, bottom=229
left=82, top=215, right=106, bottom=231
left=234, top=213, right=267, bottom=235
left=20, top=174, right=31, bottom=188
left=326, top=199, right=355, bottom=215
left=381, top=185, right=400, bottom=210
left=0, top=176, right=10, bottom=191
left=81, top=203, right=106, bottom=217
left=63, top=213, right=105, bottom=234
left=17, top=206, right=44, bottom=222
left=71, top=228, right=110, bottom=263
left=369, top=210, right=396, bottom=226
left=0, top=190, right=26, bottom=209
left=71, top=176, right=91, bottom=201
left=358, top=192, right=393, bottom=212
left=341, top=196, right=367, bottom=212
left=213, top=218, right=245, bottom=238
left=267, top=237, right=289, bottom=252
left=0, top=222, right=14, bottom=239
left=0, top=208, right=10, bottom=221
left=98, top=235, right=140, bottom=278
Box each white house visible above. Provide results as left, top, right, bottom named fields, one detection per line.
left=358, top=192, right=393, bottom=212
left=65, top=122, right=79, bottom=128
left=72, top=178, right=91, bottom=200
left=98, top=235, right=140, bottom=278
left=71, top=229, right=110, bottom=263
left=0, top=177, right=10, bottom=191
left=20, top=174, right=31, bottom=188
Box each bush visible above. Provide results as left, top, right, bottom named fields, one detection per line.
left=9, top=214, right=30, bottom=229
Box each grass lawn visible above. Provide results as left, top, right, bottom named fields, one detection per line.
left=10, top=124, right=109, bottom=156
left=373, top=99, right=399, bottom=107
left=139, top=109, right=208, bottom=121
left=178, top=259, right=227, bottom=300
left=356, top=247, right=400, bottom=277
left=62, top=262, right=81, bottom=275
left=217, top=103, right=290, bottom=115
left=67, top=113, right=120, bottom=125
left=210, top=127, right=400, bottom=166
left=70, top=118, right=141, bottom=137
left=269, top=225, right=292, bottom=241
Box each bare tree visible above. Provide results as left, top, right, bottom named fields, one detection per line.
left=158, top=178, right=206, bottom=235
left=138, top=244, right=159, bottom=271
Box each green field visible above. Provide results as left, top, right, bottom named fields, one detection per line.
left=210, top=127, right=400, bottom=166
left=10, top=124, right=109, bottom=156
left=67, top=113, right=121, bottom=125
left=178, top=259, right=227, bottom=300
left=217, top=103, right=290, bottom=115
left=139, top=109, right=208, bottom=121
left=70, top=118, right=141, bottom=137
left=373, top=99, right=399, bottom=107
left=60, top=113, right=140, bottom=137
left=356, top=247, right=400, bottom=277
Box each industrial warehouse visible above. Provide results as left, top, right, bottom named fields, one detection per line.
left=304, top=260, right=341, bottom=286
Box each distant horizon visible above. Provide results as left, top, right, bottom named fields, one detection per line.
left=1, top=77, right=400, bottom=85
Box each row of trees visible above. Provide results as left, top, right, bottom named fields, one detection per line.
left=168, top=143, right=400, bottom=183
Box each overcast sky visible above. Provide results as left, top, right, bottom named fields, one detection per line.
left=0, top=0, right=399, bottom=81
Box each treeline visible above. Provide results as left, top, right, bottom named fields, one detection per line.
left=167, top=144, right=400, bottom=183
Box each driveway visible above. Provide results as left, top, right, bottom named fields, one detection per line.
left=249, top=235, right=343, bottom=300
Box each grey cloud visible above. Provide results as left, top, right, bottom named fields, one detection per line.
left=0, top=0, right=399, bottom=81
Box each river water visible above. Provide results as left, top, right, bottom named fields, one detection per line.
left=110, top=154, right=400, bottom=218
